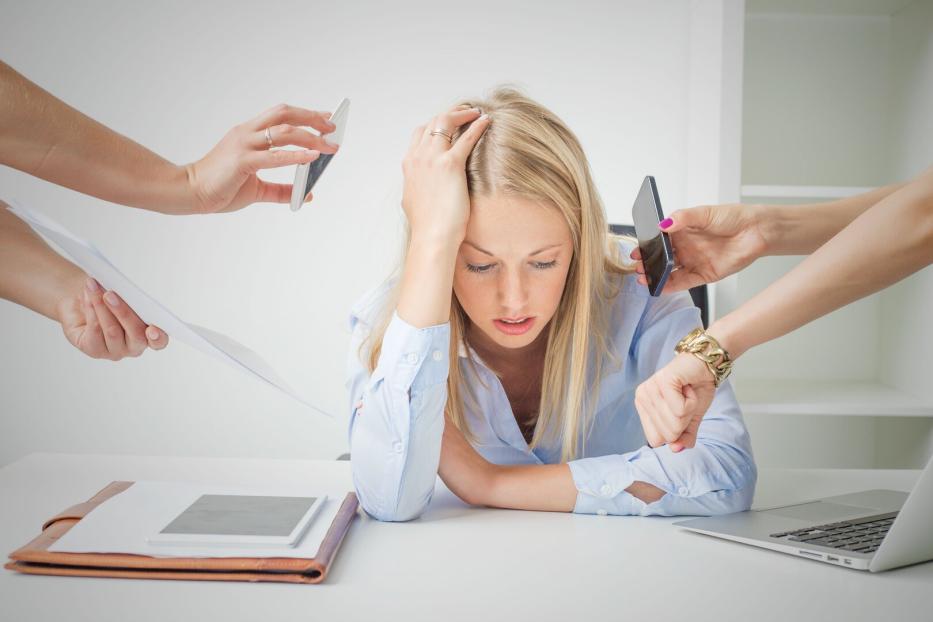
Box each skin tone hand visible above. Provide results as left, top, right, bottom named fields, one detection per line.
left=57, top=278, right=168, bottom=360
left=0, top=61, right=337, bottom=215
left=396, top=105, right=491, bottom=328
left=634, top=352, right=713, bottom=453
left=0, top=204, right=166, bottom=360
left=628, top=182, right=908, bottom=293
left=632, top=171, right=932, bottom=452
left=630, top=203, right=769, bottom=293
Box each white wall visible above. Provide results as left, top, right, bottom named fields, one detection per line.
left=0, top=1, right=739, bottom=466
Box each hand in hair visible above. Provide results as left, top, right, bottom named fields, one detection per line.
left=400, top=105, right=490, bottom=243
left=633, top=352, right=715, bottom=452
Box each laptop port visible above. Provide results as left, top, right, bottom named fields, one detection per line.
left=844, top=559, right=852, bottom=565
left=827, top=556, right=839, bottom=563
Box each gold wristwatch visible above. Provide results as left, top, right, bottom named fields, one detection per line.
left=675, top=328, right=733, bottom=387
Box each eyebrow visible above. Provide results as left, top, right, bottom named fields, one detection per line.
left=464, top=241, right=563, bottom=257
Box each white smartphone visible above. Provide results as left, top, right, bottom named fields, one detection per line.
left=147, top=493, right=327, bottom=548
left=289, top=97, right=350, bottom=212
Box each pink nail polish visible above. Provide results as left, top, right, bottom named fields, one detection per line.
left=86, top=278, right=99, bottom=293
left=104, top=291, right=119, bottom=306
left=659, top=218, right=673, bottom=230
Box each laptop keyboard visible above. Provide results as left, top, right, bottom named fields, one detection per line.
left=769, top=511, right=898, bottom=554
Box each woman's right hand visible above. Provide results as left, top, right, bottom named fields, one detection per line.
left=630, top=203, right=770, bottom=293
left=401, top=106, right=490, bottom=243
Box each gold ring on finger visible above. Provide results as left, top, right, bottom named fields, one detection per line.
left=430, top=128, right=453, bottom=143
left=264, top=127, right=274, bottom=149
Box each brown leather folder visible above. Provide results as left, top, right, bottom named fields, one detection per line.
left=5, top=481, right=358, bottom=584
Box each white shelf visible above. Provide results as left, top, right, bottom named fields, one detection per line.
left=735, top=379, right=933, bottom=417
left=740, top=185, right=876, bottom=199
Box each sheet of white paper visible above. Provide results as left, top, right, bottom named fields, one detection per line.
left=7, top=203, right=330, bottom=417
left=48, top=481, right=351, bottom=558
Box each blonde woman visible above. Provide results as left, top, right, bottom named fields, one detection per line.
left=347, top=89, right=756, bottom=521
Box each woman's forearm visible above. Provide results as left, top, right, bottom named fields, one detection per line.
left=0, top=61, right=195, bottom=215
left=0, top=205, right=83, bottom=321
left=396, top=233, right=461, bottom=328
left=759, top=181, right=908, bottom=256
left=486, top=464, right=664, bottom=511
left=711, top=172, right=933, bottom=359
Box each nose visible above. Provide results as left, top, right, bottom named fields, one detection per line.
left=497, top=265, right=529, bottom=316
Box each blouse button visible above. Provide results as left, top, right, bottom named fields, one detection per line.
left=599, top=484, right=613, bottom=497
left=596, top=509, right=608, bottom=517
left=432, top=350, right=443, bottom=362
left=405, top=352, right=418, bottom=364
left=393, top=441, right=404, bottom=453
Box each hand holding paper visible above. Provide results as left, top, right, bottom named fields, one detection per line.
left=7, top=203, right=330, bottom=416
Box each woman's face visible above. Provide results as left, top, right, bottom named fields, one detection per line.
left=453, top=194, right=574, bottom=355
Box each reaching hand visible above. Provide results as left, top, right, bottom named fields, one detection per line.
left=630, top=203, right=768, bottom=293
left=185, top=104, right=339, bottom=214
left=56, top=277, right=167, bottom=360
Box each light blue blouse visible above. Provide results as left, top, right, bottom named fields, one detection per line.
left=346, top=250, right=757, bottom=522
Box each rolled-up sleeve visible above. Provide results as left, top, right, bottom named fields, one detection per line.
left=567, top=291, right=757, bottom=517
left=346, top=310, right=450, bottom=522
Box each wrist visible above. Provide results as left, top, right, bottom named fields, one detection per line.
left=675, top=327, right=735, bottom=387
left=706, top=317, right=747, bottom=361
left=751, top=203, right=782, bottom=256
left=50, top=266, right=87, bottom=323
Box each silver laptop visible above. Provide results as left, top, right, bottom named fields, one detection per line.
left=674, top=456, right=933, bottom=572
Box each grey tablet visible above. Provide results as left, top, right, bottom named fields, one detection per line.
left=149, top=493, right=326, bottom=547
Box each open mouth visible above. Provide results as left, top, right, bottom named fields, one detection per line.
left=493, top=317, right=536, bottom=336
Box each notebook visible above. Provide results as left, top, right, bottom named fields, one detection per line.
left=5, top=481, right=358, bottom=584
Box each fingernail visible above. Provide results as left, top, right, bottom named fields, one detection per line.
left=86, top=278, right=99, bottom=293
left=324, top=140, right=339, bottom=149
left=659, top=218, right=673, bottom=230
left=479, top=113, right=489, bottom=121
left=146, top=327, right=160, bottom=340
left=305, top=150, right=320, bottom=159
left=103, top=291, right=119, bottom=306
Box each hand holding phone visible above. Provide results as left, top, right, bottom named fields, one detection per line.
left=632, top=175, right=675, bottom=296
left=290, top=98, right=350, bottom=211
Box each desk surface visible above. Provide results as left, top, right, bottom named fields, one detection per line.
left=1, top=453, right=930, bottom=622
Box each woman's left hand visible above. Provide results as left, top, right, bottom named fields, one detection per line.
left=438, top=418, right=499, bottom=507
left=185, top=104, right=339, bottom=214
left=634, top=352, right=716, bottom=452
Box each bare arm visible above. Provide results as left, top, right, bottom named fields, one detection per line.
left=438, top=419, right=664, bottom=510
left=711, top=168, right=933, bottom=359
left=0, top=204, right=82, bottom=320
left=0, top=61, right=195, bottom=214
left=758, top=181, right=909, bottom=256
left=0, top=61, right=336, bottom=215
left=0, top=202, right=168, bottom=359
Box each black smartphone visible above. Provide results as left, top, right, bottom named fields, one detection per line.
left=632, top=175, right=674, bottom=296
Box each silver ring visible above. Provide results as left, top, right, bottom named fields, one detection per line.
left=264, top=127, right=274, bottom=149
left=430, top=128, right=453, bottom=143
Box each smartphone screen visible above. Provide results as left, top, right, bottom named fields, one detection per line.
left=632, top=176, right=674, bottom=296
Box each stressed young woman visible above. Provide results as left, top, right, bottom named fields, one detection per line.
left=346, top=89, right=757, bottom=521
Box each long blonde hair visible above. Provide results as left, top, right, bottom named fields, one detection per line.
left=364, top=87, right=633, bottom=461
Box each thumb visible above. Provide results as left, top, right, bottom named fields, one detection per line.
left=670, top=385, right=699, bottom=453
left=661, top=206, right=710, bottom=233
left=671, top=416, right=701, bottom=453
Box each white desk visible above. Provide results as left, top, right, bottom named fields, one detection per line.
left=1, top=453, right=930, bottom=621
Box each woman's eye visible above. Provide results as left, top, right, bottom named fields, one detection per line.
left=466, top=263, right=495, bottom=273
left=532, top=260, right=558, bottom=270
